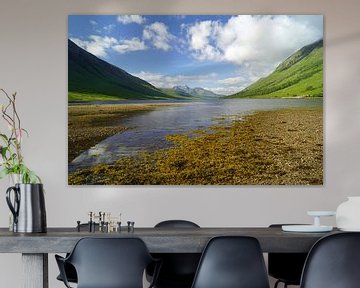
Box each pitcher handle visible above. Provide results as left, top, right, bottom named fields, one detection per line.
left=6, top=186, right=20, bottom=224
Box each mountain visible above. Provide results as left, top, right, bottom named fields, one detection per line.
left=68, top=39, right=178, bottom=101
left=228, top=39, right=323, bottom=98
left=170, top=85, right=221, bottom=98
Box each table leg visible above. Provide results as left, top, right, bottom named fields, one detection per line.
left=22, top=253, right=48, bottom=288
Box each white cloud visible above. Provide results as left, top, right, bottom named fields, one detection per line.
left=210, top=86, right=243, bottom=96
left=117, top=15, right=145, bottom=25
left=218, top=76, right=246, bottom=86
left=143, top=22, right=174, bottom=51
left=214, top=76, right=250, bottom=95
left=103, top=24, right=115, bottom=33
left=187, top=20, right=222, bottom=61
left=71, top=35, right=148, bottom=57
left=133, top=71, right=217, bottom=88
left=70, top=35, right=117, bottom=57
left=112, top=38, right=147, bottom=54
left=89, top=20, right=98, bottom=26
left=186, top=15, right=323, bottom=67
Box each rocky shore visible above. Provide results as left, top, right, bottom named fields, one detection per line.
left=69, top=107, right=323, bottom=185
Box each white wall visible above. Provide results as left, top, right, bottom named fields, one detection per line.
left=1, top=0, right=360, bottom=286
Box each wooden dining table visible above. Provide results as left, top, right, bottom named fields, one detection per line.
left=0, top=226, right=339, bottom=288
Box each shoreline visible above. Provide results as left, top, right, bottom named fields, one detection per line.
left=69, top=106, right=323, bottom=185
left=68, top=103, right=182, bottom=163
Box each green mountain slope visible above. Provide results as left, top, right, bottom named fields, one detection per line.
left=68, top=39, right=178, bottom=101
left=228, top=39, right=323, bottom=98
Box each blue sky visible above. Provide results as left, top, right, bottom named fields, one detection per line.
left=68, top=15, right=323, bottom=95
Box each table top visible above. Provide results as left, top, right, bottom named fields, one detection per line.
left=0, top=227, right=339, bottom=254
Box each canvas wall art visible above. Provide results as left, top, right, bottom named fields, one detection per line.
left=68, top=15, right=323, bottom=185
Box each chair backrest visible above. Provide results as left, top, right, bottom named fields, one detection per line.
left=155, top=220, right=200, bottom=228
left=268, top=224, right=308, bottom=285
left=191, top=236, right=270, bottom=288
left=67, top=237, right=154, bottom=288
left=300, top=232, right=360, bottom=288
left=151, top=220, right=201, bottom=286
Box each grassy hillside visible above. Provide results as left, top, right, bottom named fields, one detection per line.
left=68, top=39, right=179, bottom=101
left=228, top=40, right=323, bottom=98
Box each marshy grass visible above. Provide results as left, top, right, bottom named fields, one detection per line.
left=69, top=107, right=323, bottom=185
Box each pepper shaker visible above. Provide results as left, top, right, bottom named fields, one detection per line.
left=77, top=221, right=81, bottom=232
left=88, top=211, right=93, bottom=232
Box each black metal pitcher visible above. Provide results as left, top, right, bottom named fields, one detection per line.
left=6, top=183, right=47, bottom=233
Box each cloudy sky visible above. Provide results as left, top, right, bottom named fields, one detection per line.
left=69, top=15, right=323, bottom=95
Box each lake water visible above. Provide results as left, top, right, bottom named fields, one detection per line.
left=69, top=98, right=322, bottom=171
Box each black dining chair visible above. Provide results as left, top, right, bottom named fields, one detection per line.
left=268, top=224, right=308, bottom=288
left=300, top=232, right=360, bottom=288
left=55, top=237, right=161, bottom=288
left=56, top=223, right=99, bottom=284
left=191, top=236, right=270, bottom=288
left=147, top=220, right=201, bottom=288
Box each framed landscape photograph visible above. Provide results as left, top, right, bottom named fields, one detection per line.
left=68, top=15, right=323, bottom=185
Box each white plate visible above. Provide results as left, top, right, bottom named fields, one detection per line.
left=282, top=225, right=333, bottom=232
left=307, top=211, right=336, bottom=217
left=338, top=227, right=360, bottom=232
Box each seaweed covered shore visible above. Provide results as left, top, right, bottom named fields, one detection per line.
left=69, top=107, right=322, bottom=185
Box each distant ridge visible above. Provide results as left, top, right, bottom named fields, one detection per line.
left=68, top=39, right=179, bottom=101
left=172, top=85, right=221, bottom=98
left=228, top=39, right=323, bottom=98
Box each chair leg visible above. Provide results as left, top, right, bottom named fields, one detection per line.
left=274, top=280, right=290, bottom=288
